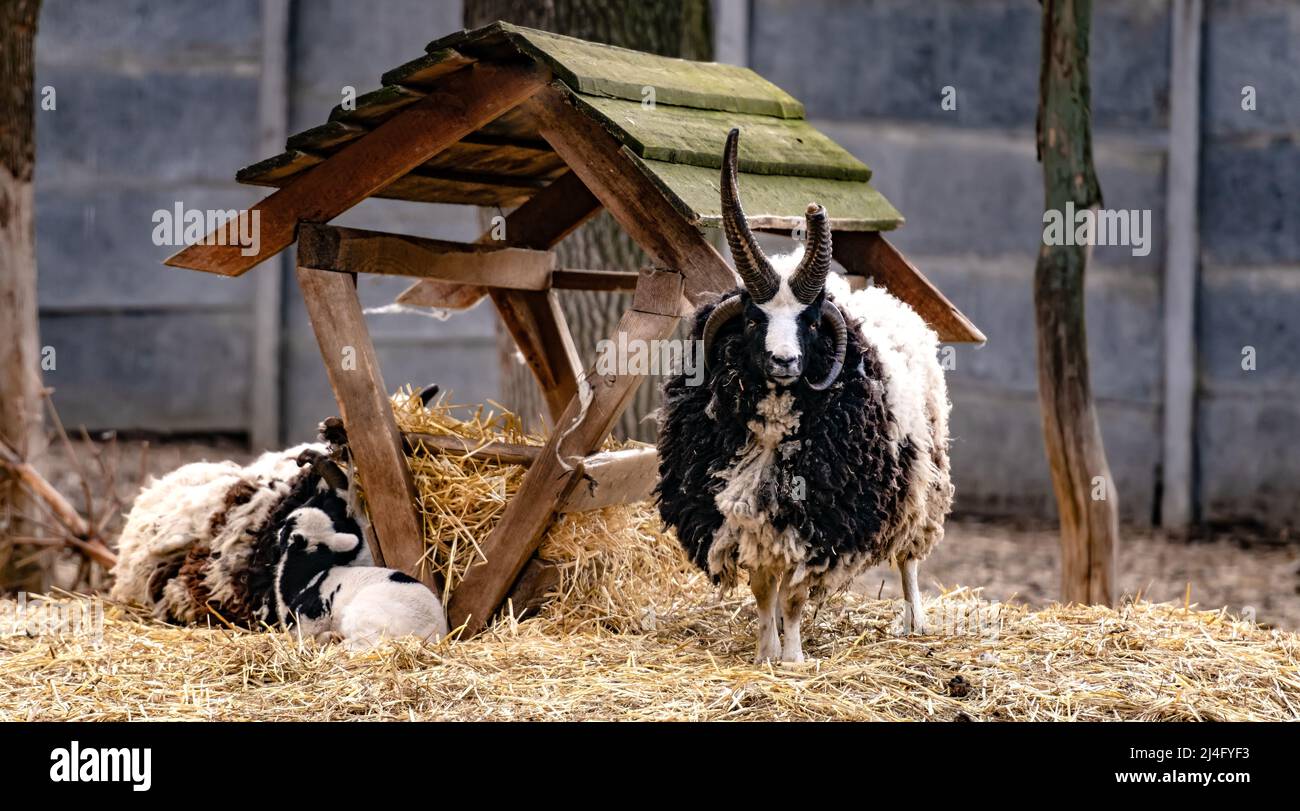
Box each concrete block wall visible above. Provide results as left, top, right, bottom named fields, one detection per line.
left=30, top=0, right=1298, bottom=528
left=752, top=0, right=1175, bottom=524
left=35, top=0, right=265, bottom=433
left=1196, top=0, right=1300, bottom=527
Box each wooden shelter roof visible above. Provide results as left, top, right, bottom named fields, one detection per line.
left=236, top=22, right=903, bottom=232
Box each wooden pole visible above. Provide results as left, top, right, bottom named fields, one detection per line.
left=1035, top=0, right=1118, bottom=605
left=0, top=0, right=47, bottom=591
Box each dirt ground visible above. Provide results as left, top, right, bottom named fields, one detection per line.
left=29, top=437, right=1300, bottom=630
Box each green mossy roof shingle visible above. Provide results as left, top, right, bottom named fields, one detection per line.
left=236, top=21, right=903, bottom=232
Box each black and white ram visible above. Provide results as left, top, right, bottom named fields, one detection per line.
left=110, top=440, right=447, bottom=650
left=656, top=129, right=953, bottom=663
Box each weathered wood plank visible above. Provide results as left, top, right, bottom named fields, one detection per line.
left=380, top=48, right=476, bottom=90
left=433, top=22, right=805, bottom=118
left=447, top=270, right=685, bottom=635
left=393, top=279, right=487, bottom=311
left=524, top=84, right=737, bottom=306
left=395, top=169, right=601, bottom=308
left=831, top=231, right=986, bottom=344
left=399, top=169, right=600, bottom=423
left=503, top=558, right=561, bottom=619
left=404, top=432, right=541, bottom=466
left=550, top=268, right=640, bottom=292
left=560, top=447, right=658, bottom=513
left=642, top=157, right=903, bottom=233
left=294, top=265, right=433, bottom=589
left=167, top=61, right=549, bottom=277
left=489, top=289, right=580, bottom=422
left=574, top=94, right=870, bottom=181
left=297, top=223, right=556, bottom=288
left=329, top=83, right=424, bottom=126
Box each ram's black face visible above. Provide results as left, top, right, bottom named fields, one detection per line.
left=738, top=288, right=827, bottom=386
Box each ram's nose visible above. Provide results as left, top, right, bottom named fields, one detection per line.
left=766, top=352, right=802, bottom=382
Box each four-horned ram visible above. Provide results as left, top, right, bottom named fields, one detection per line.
left=656, top=129, right=953, bottom=663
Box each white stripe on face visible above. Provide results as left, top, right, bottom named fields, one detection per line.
left=759, top=281, right=806, bottom=362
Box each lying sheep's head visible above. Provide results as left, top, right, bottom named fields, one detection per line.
left=703, top=128, right=848, bottom=390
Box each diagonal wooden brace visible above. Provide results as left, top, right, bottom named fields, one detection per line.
left=448, top=267, right=684, bottom=635
left=295, top=264, right=433, bottom=591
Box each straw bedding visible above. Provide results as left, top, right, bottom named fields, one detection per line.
left=1, top=395, right=1297, bottom=721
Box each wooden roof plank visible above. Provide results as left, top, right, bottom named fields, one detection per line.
left=573, top=93, right=870, bottom=181
left=523, top=84, right=737, bottom=304
left=167, top=61, right=550, bottom=276
left=329, top=84, right=424, bottom=126
left=832, top=231, right=986, bottom=344
left=286, top=121, right=366, bottom=152
left=633, top=155, right=903, bottom=232
left=380, top=47, right=476, bottom=90
left=429, top=21, right=805, bottom=118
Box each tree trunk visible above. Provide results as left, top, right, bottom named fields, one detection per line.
left=0, top=0, right=47, bottom=592
left=1034, top=0, right=1118, bottom=605
left=465, top=0, right=712, bottom=441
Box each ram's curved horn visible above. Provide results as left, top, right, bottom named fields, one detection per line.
left=721, top=129, right=779, bottom=303
left=701, top=294, right=745, bottom=365
left=806, top=300, right=848, bottom=391
left=788, top=203, right=833, bottom=304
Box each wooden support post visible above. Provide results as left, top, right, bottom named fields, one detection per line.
left=295, top=264, right=432, bottom=590
left=448, top=268, right=684, bottom=635
left=832, top=231, right=986, bottom=344
left=166, top=61, right=549, bottom=276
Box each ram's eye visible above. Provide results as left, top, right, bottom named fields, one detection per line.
left=747, top=319, right=759, bottom=330
left=809, top=321, right=818, bottom=332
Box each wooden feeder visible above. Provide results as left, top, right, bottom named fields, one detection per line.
left=165, top=22, right=984, bottom=636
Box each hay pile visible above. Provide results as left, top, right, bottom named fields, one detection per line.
left=385, top=391, right=692, bottom=630
left=1, top=394, right=1296, bottom=721
left=2, top=591, right=1297, bottom=720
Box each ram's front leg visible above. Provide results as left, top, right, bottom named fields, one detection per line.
left=897, top=556, right=929, bottom=635
left=749, top=564, right=780, bottom=663
left=778, top=572, right=809, bottom=663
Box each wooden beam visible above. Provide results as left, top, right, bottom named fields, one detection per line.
left=397, top=169, right=601, bottom=423
left=523, top=84, right=737, bottom=306
left=396, top=169, right=600, bottom=306
left=166, top=61, right=549, bottom=276
left=294, top=264, right=434, bottom=590
left=298, top=223, right=556, bottom=288
left=832, top=231, right=986, bottom=344
left=551, top=268, right=640, bottom=291
left=560, top=447, right=658, bottom=513
left=503, top=558, right=561, bottom=619
left=392, top=279, right=488, bottom=311
left=448, top=268, right=684, bottom=635
left=404, top=432, right=541, bottom=466
left=1161, top=0, right=1203, bottom=530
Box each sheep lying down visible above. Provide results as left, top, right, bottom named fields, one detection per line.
left=111, top=444, right=448, bottom=650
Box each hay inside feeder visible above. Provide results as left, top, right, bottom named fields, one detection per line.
left=376, top=389, right=697, bottom=633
